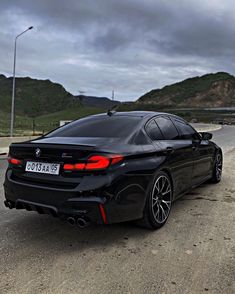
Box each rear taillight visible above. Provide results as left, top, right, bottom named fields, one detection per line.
left=8, top=157, right=22, bottom=165
left=85, top=155, right=110, bottom=170
left=63, top=163, right=86, bottom=171
left=63, top=154, right=123, bottom=171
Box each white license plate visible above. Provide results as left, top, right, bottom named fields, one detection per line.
left=25, top=161, right=60, bottom=175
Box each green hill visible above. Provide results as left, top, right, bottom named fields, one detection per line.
left=0, top=106, right=104, bottom=136
left=36, top=106, right=103, bottom=130
left=0, top=75, right=116, bottom=136
left=0, top=74, right=79, bottom=117
left=75, top=95, right=120, bottom=108
left=0, top=74, right=121, bottom=117
left=138, top=72, right=235, bottom=107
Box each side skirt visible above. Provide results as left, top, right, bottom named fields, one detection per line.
left=173, top=175, right=212, bottom=202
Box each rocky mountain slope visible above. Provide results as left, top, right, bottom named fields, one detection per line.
left=74, top=95, right=120, bottom=109
left=137, top=72, right=235, bottom=107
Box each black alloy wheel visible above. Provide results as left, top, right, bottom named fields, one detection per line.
left=137, top=171, right=173, bottom=229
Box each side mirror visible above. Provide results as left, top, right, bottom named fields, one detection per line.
left=200, top=132, right=213, bottom=140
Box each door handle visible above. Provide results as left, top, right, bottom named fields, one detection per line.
left=192, top=146, right=198, bottom=151
left=164, top=147, right=174, bottom=154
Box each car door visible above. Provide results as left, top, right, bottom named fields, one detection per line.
left=192, top=136, right=214, bottom=186
left=146, top=116, right=194, bottom=197
left=172, top=119, right=214, bottom=186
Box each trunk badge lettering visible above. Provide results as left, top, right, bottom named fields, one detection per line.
left=62, top=153, right=73, bottom=158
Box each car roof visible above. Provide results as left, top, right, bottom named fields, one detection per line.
left=93, top=111, right=166, bottom=118
left=92, top=111, right=185, bottom=121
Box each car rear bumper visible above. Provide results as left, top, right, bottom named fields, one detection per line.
left=4, top=169, right=147, bottom=225
left=4, top=197, right=106, bottom=224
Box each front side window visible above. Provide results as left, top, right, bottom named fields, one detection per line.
left=172, top=119, right=199, bottom=140
left=155, top=116, right=179, bottom=140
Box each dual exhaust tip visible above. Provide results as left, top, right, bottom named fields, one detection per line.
left=67, top=216, right=90, bottom=228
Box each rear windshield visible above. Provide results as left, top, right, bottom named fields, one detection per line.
left=46, top=115, right=141, bottom=138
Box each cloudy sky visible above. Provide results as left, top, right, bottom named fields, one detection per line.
left=1, top=0, right=235, bottom=101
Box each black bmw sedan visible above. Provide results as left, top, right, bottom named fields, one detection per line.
left=4, top=111, right=222, bottom=229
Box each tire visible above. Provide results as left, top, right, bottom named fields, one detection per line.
left=210, top=151, right=223, bottom=183
left=136, top=171, right=173, bottom=230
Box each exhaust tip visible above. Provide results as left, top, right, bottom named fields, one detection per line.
left=67, top=217, right=76, bottom=226
left=77, top=217, right=89, bottom=228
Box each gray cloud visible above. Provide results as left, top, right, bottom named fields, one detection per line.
left=0, top=0, right=235, bottom=101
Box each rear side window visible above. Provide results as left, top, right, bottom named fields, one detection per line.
left=46, top=115, right=141, bottom=138
left=173, top=119, right=199, bottom=140
left=145, top=119, right=163, bottom=140
left=155, top=116, right=179, bottom=140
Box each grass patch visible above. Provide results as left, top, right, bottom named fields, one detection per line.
left=0, top=106, right=104, bottom=136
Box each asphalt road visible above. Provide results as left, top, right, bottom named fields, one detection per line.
left=209, top=125, right=235, bottom=153
left=0, top=126, right=235, bottom=294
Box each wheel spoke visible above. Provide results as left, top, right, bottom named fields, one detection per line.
left=159, top=204, right=167, bottom=220
left=156, top=180, right=160, bottom=192
left=161, top=200, right=171, bottom=210
left=154, top=204, right=160, bottom=218
left=160, top=177, right=166, bottom=192
left=153, top=200, right=158, bottom=207
left=162, top=189, right=171, bottom=196
left=162, top=184, right=171, bottom=196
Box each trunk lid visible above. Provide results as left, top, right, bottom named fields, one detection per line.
left=9, top=136, right=122, bottom=161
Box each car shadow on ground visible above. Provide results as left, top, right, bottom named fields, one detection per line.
left=2, top=211, right=153, bottom=253
left=1, top=180, right=220, bottom=255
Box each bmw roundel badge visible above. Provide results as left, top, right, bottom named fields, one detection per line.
left=35, top=148, right=41, bottom=158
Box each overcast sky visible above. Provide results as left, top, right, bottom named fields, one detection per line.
left=1, top=0, right=235, bottom=101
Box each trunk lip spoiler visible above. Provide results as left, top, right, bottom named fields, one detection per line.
left=9, top=142, right=96, bottom=150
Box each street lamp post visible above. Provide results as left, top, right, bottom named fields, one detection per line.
left=10, top=26, right=33, bottom=137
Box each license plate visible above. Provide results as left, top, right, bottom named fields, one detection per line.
left=25, top=161, right=60, bottom=175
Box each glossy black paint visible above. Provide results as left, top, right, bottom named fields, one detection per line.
left=4, top=111, right=222, bottom=225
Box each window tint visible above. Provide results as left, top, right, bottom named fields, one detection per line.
left=46, top=115, right=141, bottom=138
left=155, top=116, right=179, bottom=140
left=145, top=119, right=163, bottom=140
left=173, top=119, right=198, bottom=140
